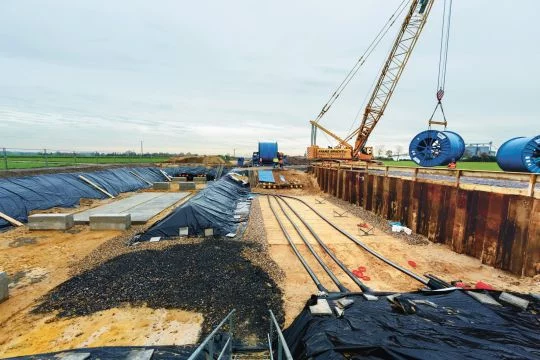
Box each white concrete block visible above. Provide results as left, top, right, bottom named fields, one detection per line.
left=179, top=182, right=196, bottom=190
left=89, top=214, right=131, bottom=231
left=171, top=177, right=187, bottom=182
left=0, top=272, right=8, bottom=303
left=153, top=182, right=171, bottom=190
left=28, top=214, right=74, bottom=230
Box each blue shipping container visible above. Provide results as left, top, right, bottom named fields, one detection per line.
left=258, top=142, right=278, bottom=163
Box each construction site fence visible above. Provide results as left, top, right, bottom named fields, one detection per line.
left=311, top=165, right=539, bottom=277
left=0, top=147, right=171, bottom=171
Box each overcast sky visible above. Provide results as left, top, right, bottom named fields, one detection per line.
left=0, top=1, right=538, bottom=156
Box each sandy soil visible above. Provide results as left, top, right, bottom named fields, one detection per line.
left=259, top=194, right=540, bottom=326
left=0, top=191, right=197, bottom=357
left=1, top=307, right=201, bottom=358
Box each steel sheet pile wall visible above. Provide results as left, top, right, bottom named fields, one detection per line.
left=312, top=166, right=539, bottom=276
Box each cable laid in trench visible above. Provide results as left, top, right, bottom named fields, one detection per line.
left=266, top=196, right=328, bottom=293
left=272, top=196, right=348, bottom=293
left=277, top=194, right=429, bottom=286
left=275, top=195, right=371, bottom=293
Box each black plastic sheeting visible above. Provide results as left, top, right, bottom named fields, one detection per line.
left=164, top=166, right=231, bottom=180
left=0, top=167, right=166, bottom=228
left=284, top=290, right=540, bottom=359
left=138, top=174, right=249, bottom=240
left=5, top=345, right=196, bottom=360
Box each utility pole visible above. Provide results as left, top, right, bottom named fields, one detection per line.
left=140, top=140, right=143, bottom=158
left=233, top=148, right=236, bottom=157
left=2, top=147, right=7, bottom=170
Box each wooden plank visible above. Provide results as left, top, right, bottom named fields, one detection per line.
left=78, top=175, right=115, bottom=199
left=130, top=171, right=153, bottom=186
left=159, top=169, right=173, bottom=181
left=0, top=211, right=24, bottom=227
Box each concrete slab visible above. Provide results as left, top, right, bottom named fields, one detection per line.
left=90, top=214, right=131, bottom=231
left=28, top=214, right=74, bottom=230
left=193, top=177, right=207, bottom=183
left=179, top=182, right=196, bottom=190
left=171, top=177, right=187, bottom=182
left=126, top=349, right=155, bottom=360
left=153, top=182, right=171, bottom=190
left=0, top=272, right=8, bottom=303
left=74, top=192, right=188, bottom=224
left=54, top=352, right=91, bottom=360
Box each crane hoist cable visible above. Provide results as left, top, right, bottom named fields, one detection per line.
left=428, top=0, right=453, bottom=129
left=314, top=0, right=412, bottom=124
left=344, top=28, right=408, bottom=143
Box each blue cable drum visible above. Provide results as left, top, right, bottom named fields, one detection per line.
left=258, top=142, right=278, bottom=163
left=496, top=135, right=540, bottom=173
left=409, top=130, right=465, bottom=167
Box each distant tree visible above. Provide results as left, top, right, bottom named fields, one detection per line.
left=394, top=145, right=404, bottom=161
left=385, top=150, right=393, bottom=158
left=376, top=145, right=386, bottom=157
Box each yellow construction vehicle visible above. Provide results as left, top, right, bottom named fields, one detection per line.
left=308, top=0, right=435, bottom=161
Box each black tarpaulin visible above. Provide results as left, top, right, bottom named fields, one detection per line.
left=138, top=174, right=249, bottom=239
left=0, top=167, right=169, bottom=228
left=283, top=290, right=540, bottom=359
left=163, top=166, right=231, bottom=180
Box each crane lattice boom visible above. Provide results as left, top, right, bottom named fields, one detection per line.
left=352, top=0, right=434, bottom=157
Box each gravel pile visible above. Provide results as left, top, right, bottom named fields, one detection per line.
left=323, top=195, right=429, bottom=246
left=242, top=198, right=285, bottom=284
left=33, top=239, right=284, bottom=342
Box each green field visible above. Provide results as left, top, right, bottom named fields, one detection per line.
left=381, top=160, right=502, bottom=171
left=1, top=155, right=170, bottom=170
